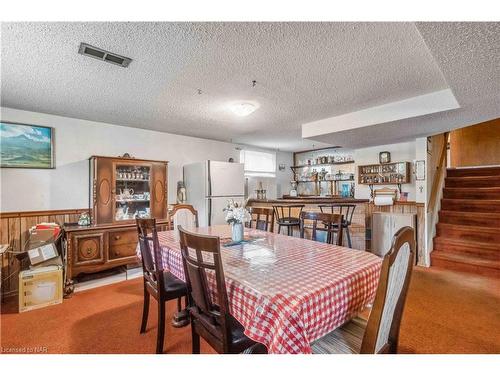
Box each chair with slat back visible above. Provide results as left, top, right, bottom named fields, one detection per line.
left=272, top=204, right=304, bottom=236
left=299, top=211, right=344, bottom=246
left=318, top=204, right=356, bottom=248
left=136, top=218, right=188, bottom=354
left=178, top=226, right=267, bottom=354
left=246, top=207, right=274, bottom=232
left=311, top=226, right=415, bottom=354
left=169, top=204, right=199, bottom=231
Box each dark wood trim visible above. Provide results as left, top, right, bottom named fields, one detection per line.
left=90, top=155, right=169, bottom=164
left=0, top=208, right=89, bottom=219
left=247, top=198, right=369, bottom=205
left=64, top=219, right=170, bottom=233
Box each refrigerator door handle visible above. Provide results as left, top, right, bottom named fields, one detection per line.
left=207, top=160, right=212, bottom=197
left=208, top=198, right=212, bottom=226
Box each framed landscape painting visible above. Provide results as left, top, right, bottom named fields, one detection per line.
left=0, top=121, right=55, bottom=169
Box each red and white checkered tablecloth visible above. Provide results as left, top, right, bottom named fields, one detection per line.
left=136, top=225, right=382, bottom=354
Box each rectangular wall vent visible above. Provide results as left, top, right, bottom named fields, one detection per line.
left=78, top=43, right=132, bottom=68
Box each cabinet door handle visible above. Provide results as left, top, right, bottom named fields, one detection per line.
left=86, top=248, right=93, bottom=255
left=115, top=250, right=120, bottom=256
left=114, top=235, right=121, bottom=240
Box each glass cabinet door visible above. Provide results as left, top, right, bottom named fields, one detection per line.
left=114, top=164, right=151, bottom=221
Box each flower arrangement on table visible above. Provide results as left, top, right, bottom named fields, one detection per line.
left=223, top=200, right=251, bottom=242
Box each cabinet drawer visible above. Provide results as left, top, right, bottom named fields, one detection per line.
left=109, top=242, right=138, bottom=260
left=109, top=229, right=138, bottom=246
left=71, top=232, right=105, bottom=266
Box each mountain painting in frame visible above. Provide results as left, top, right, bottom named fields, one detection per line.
left=0, top=121, right=55, bottom=168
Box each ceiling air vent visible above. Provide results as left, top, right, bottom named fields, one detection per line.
left=78, top=43, right=132, bottom=68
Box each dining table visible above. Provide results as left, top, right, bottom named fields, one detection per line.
left=136, top=225, right=382, bottom=354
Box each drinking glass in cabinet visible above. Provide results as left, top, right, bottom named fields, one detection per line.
left=115, top=164, right=152, bottom=221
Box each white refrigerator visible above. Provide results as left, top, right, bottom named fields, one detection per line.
left=183, top=161, right=245, bottom=227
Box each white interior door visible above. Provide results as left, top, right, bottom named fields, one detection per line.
left=209, top=161, right=244, bottom=197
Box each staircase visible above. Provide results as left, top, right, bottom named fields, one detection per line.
left=431, top=166, right=500, bottom=277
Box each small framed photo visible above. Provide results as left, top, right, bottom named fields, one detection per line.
left=0, top=121, right=55, bottom=169
left=415, top=160, right=426, bottom=180
left=379, top=151, right=391, bottom=164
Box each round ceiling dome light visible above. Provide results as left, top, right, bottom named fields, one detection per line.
left=229, top=101, right=259, bottom=117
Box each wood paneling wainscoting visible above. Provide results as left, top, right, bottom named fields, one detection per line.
left=0, top=208, right=89, bottom=299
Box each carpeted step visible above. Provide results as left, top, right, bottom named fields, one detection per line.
left=436, top=223, right=500, bottom=243
left=431, top=251, right=500, bottom=278
left=440, top=199, right=500, bottom=213
left=446, top=166, right=500, bottom=178
left=445, top=176, right=500, bottom=188
left=433, top=237, right=500, bottom=260
left=443, top=187, right=500, bottom=200
left=438, top=211, right=500, bottom=227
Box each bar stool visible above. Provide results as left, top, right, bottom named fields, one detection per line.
left=318, top=204, right=356, bottom=248
left=272, top=205, right=304, bottom=236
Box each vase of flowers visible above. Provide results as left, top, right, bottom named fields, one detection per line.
left=223, top=200, right=251, bottom=243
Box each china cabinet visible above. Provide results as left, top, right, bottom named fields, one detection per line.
left=90, top=156, right=168, bottom=224
left=62, top=156, right=169, bottom=294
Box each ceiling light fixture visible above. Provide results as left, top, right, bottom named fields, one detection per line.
left=229, top=102, right=258, bottom=117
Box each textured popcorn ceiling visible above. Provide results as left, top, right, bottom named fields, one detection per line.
left=1, top=22, right=499, bottom=151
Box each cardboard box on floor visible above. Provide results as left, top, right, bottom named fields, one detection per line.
left=19, top=265, right=63, bottom=313
left=23, top=224, right=63, bottom=269
left=17, top=224, right=64, bottom=312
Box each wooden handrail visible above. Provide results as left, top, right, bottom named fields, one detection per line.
left=427, top=132, right=449, bottom=213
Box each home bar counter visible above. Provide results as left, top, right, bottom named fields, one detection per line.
left=246, top=197, right=424, bottom=254
left=246, top=197, right=369, bottom=250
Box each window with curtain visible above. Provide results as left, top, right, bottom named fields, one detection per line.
left=240, top=150, right=276, bottom=177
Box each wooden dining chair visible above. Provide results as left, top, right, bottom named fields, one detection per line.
left=178, top=226, right=267, bottom=354
left=168, top=204, right=199, bottom=231
left=311, top=226, right=415, bottom=354
left=299, top=211, right=344, bottom=246
left=247, top=207, right=274, bottom=232
left=136, top=218, right=189, bottom=354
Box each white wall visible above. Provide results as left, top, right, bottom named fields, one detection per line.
left=0, top=107, right=293, bottom=212
left=414, top=137, right=427, bottom=204
left=354, top=141, right=417, bottom=201
left=245, top=151, right=292, bottom=199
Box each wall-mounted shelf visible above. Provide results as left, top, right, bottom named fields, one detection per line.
left=358, top=161, right=411, bottom=185
left=296, top=178, right=354, bottom=183
left=291, top=160, right=355, bottom=169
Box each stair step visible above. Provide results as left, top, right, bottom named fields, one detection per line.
left=443, top=187, right=500, bottom=200
left=433, top=237, right=500, bottom=260
left=447, top=166, right=500, bottom=178
left=438, top=211, right=500, bottom=227
left=436, top=223, right=500, bottom=242
left=445, top=176, right=500, bottom=188
left=431, top=251, right=500, bottom=277
left=447, top=166, right=500, bottom=177
left=440, top=199, right=500, bottom=213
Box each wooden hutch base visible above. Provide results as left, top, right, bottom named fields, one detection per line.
left=63, top=220, right=168, bottom=295
left=63, top=155, right=169, bottom=295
